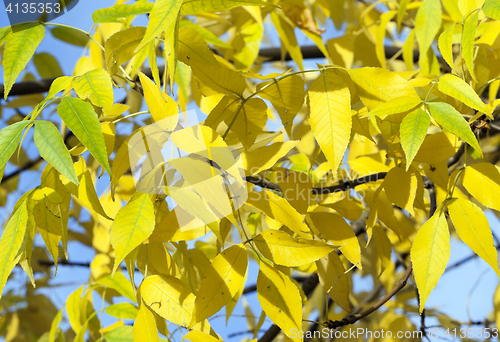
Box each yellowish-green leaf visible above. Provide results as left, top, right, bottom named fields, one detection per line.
left=484, top=0, right=500, bottom=19
left=462, top=163, right=500, bottom=212
left=403, top=29, right=415, bottom=71
left=141, top=275, right=211, bottom=333
left=257, top=75, right=304, bottom=137
left=57, top=97, right=111, bottom=175
left=308, top=211, right=362, bottom=269
left=245, top=190, right=311, bottom=238
left=309, top=69, right=351, bottom=173
left=400, top=108, right=430, bottom=170
left=92, top=3, right=154, bottom=24
left=110, top=193, right=155, bottom=275
left=47, top=76, right=74, bottom=98
left=33, top=201, right=62, bottom=272
left=34, top=121, right=78, bottom=185
left=107, top=303, right=139, bottom=320
left=3, top=23, right=44, bottom=100
left=49, top=307, right=63, bottom=342
left=190, top=244, right=248, bottom=326
left=0, top=198, right=29, bottom=298
left=316, top=251, right=351, bottom=312
left=50, top=26, right=89, bottom=47
left=257, top=262, right=302, bottom=342
left=438, top=23, right=456, bottom=70
left=135, top=0, right=183, bottom=52
left=438, top=74, right=486, bottom=112
left=34, top=53, right=63, bottom=79
left=411, top=206, right=450, bottom=313
left=270, top=11, right=303, bottom=70
left=448, top=198, right=500, bottom=277
left=179, top=20, right=231, bottom=49
left=137, top=70, right=179, bottom=123
left=73, top=68, right=114, bottom=112
left=415, top=0, right=442, bottom=57
left=426, top=102, right=482, bottom=156
left=105, top=27, right=147, bottom=75
left=376, top=11, right=396, bottom=67
left=254, top=229, right=335, bottom=267
left=66, top=285, right=83, bottom=332
left=348, top=67, right=419, bottom=110
left=370, top=224, right=392, bottom=276
left=133, top=303, right=160, bottom=342
left=104, top=326, right=133, bottom=342
left=0, top=121, right=32, bottom=170
left=96, top=272, right=136, bottom=302
left=365, top=96, right=422, bottom=119
left=463, top=9, right=479, bottom=81
left=181, top=0, right=273, bottom=15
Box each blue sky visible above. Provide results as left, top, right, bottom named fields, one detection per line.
left=1, top=1, right=500, bottom=341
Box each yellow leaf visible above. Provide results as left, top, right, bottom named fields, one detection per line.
left=438, top=74, right=486, bottom=112
left=105, top=27, right=147, bottom=75
left=185, top=331, right=221, bottom=342
left=413, top=131, right=460, bottom=164
left=254, top=230, right=336, bottom=267
left=403, top=29, right=416, bottom=71
left=308, top=211, right=362, bottom=269
left=364, top=96, right=422, bottom=119
left=257, top=262, right=302, bottom=342
left=415, top=0, right=442, bottom=60
left=133, top=303, right=160, bottom=342
left=96, top=272, right=136, bottom=302
left=271, top=11, right=303, bottom=70
left=257, top=75, right=305, bottom=137
left=316, top=251, right=351, bottom=312
left=462, top=163, right=500, bottom=212
left=448, top=198, right=500, bottom=276
left=190, top=244, right=248, bottom=326
left=411, top=206, right=450, bottom=313
left=136, top=70, right=179, bottom=123
left=110, top=193, right=155, bottom=275
left=383, top=166, right=418, bottom=216
left=33, top=201, right=62, bottom=272
left=309, top=69, right=351, bottom=173
left=141, top=275, right=211, bottom=333
left=376, top=11, right=396, bottom=67
left=348, top=67, right=420, bottom=110
left=245, top=190, right=311, bottom=238
left=370, top=224, right=392, bottom=277
left=242, top=141, right=299, bottom=175
left=0, top=197, right=29, bottom=298
left=495, top=283, right=500, bottom=330
left=73, top=68, right=114, bottom=112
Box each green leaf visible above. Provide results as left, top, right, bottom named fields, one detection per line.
left=33, top=121, right=78, bottom=185
left=438, top=74, right=486, bottom=112
left=73, top=68, right=114, bottom=112
left=178, top=20, right=231, bottom=48
left=3, top=23, right=44, bottom=100
left=426, top=102, right=482, bottom=156
left=483, top=0, right=500, bottom=20
left=181, top=0, right=274, bottom=15
left=0, top=197, right=29, bottom=298
left=110, top=193, right=155, bottom=275
left=135, top=0, right=183, bottom=53
left=463, top=10, right=479, bottom=81
left=57, top=97, right=111, bottom=175
left=50, top=26, right=89, bottom=47
left=0, top=121, right=32, bottom=170
left=33, top=53, right=63, bottom=79
left=104, top=326, right=134, bottom=342
left=400, top=108, right=430, bottom=171
left=415, top=0, right=442, bottom=56
left=92, top=3, right=154, bottom=24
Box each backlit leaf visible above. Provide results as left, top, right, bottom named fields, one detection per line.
left=3, top=23, right=44, bottom=100
left=426, top=102, right=482, bottom=156
left=438, top=23, right=456, bottom=69
left=73, top=68, right=114, bottom=112
left=415, top=0, right=442, bottom=57
left=57, top=97, right=111, bottom=175
left=400, top=108, right=430, bottom=170
left=309, top=69, right=351, bottom=173
left=254, top=229, right=335, bottom=267
left=105, top=27, right=147, bottom=75
left=137, top=70, right=179, bottom=123
left=133, top=303, right=160, bottom=342
left=448, top=198, right=500, bottom=277
left=316, top=251, right=351, bottom=312
left=462, top=163, right=500, bottom=212
left=33, top=121, right=78, bottom=185
left=411, top=205, right=450, bottom=313
left=463, top=9, right=479, bottom=80
left=0, top=121, right=32, bottom=170
left=190, top=244, right=248, bottom=326
left=92, top=3, right=154, bottom=24
left=181, top=0, right=273, bottom=15
left=110, top=193, right=155, bottom=275
left=383, top=166, right=418, bottom=215
left=257, top=262, right=302, bottom=342
left=438, top=74, right=486, bottom=112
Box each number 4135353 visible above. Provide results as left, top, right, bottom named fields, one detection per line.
left=5, top=3, right=61, bottom=14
